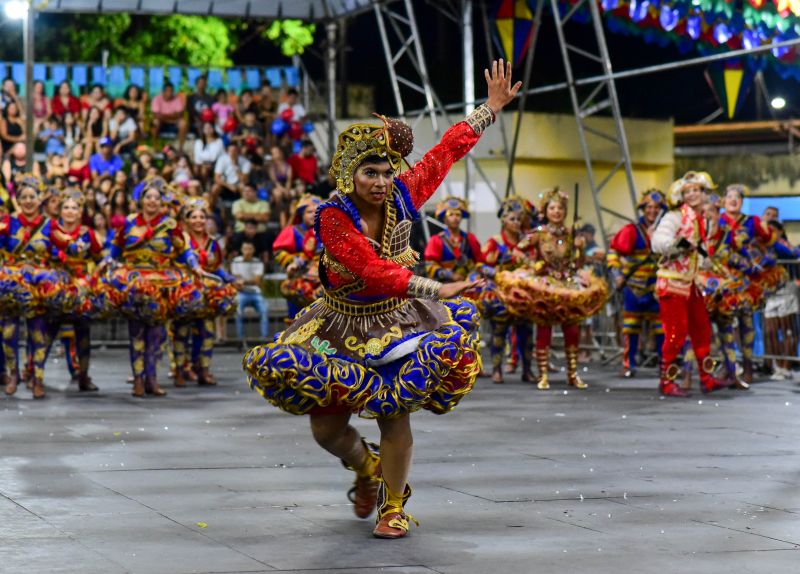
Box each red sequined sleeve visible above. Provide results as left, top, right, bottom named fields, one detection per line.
left=319, top=207, right=412, bottom=297
left=397, top=121, right=481, bottom=210
left=423, top=234, right=444, bottom=262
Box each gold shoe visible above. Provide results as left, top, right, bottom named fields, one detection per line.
left=565, top=345, right=588, bottom=390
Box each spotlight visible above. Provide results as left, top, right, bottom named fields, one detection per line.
left=771, top=97, right=787, bottom=110
left=3, top=0, right=28, bottom=20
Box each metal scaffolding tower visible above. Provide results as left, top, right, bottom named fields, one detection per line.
left=550, top=0, right=638, bottom=235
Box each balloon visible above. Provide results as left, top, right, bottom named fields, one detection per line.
left=200, top=108, right=215, bottom=123
left=303, top=121, right=314, bottom=134
left=714, top=23, right=732, bottom=44
left=293, top=140, right=303, bottom=154
left=280, top=108, right=294, bottom=121
left=223, top=117, right=238, bottom=133
left=271, top=118, right=287, bottom=135
left=659, top=6, right=679, bottom=32
left=687, top=14, right=702, bottom=40
left=288, top=121, right=304, bottom=140
left=629, top=0, right=649, bottom=23
left=245, top=136, right=257, bottom=148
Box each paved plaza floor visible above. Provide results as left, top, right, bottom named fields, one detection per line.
left=1, top=347, right=799, bottom=573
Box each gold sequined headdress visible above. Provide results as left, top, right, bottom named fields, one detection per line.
left=666, top=171, right=716, bottom=209
left=137, top=176, right=183, bottom=207
left=329, top=113, right=414, bottom=195
left=536, top=187, right=569, bottom=215
left=17, top=173, right=45, bottom=195
left=182, top=196, right=210, bottom=217
left=725, top=183, right=750, bottom=200
left=58, top=187, right=86, bottom=208
left=435, top=196, right=470, bottom=222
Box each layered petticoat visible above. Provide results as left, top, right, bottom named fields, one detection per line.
left=243, top=296, right=481, bottom=419
left=696, top=270, right=749, bottom=316
left=102, top=264, right=203, bottom=324
left=495, top=267, right=609, bottom=325
left=0, top=263, right=85, bottom=318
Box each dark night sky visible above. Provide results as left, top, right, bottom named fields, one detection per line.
left=247, top=1, right=795, bottom=125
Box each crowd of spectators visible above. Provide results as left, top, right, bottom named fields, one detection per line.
left=0, top=75, right=333, bottom=274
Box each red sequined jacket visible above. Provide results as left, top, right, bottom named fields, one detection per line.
left=317, top=121, right=481, bottom=300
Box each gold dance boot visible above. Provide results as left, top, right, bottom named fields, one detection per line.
left=536, top=348, right=550, bottom=390
left=565, top=346, right=588, bottom=389
left=373, top=483, right=416, bottom=539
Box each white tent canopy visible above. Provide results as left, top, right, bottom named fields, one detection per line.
left=38, top=0, right=376, bottom=20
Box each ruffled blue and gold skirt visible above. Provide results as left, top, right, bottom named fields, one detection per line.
left=243, top=295, right=481, bottom=419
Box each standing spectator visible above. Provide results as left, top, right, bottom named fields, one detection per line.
left=187, top=75, right=215, bottom=135
left=235, top=89, right=258, bottom=123
left=232, top=184, right=270, bottom=234
left=212, top=143, right=251, bottom=205
left=193, top=121, right=225, bottom=184
left=117, top=84, right=146, bottom=131
left=31, top=80, right=51, bottom=134
left=51, top=81, right=81, bottom=119
left=257, top=81, right=277, bottom=137
left=82, top=84, right=113, bottom=120
left=1, top=101, right=25, bottom=151
left=38, top=116, right=65, bottom=157
left=89, top=136, right=124, bottom=185
left=231, top=241, right=269, bottom=346
left=109, top=106, right=139, bottom=156
left=268, top=146, right=294, bottom=227
left=212, top=89, right=235, bottom=136
left=277, top=87, right=307, bottom=121
left=150, top=82, right=188, bottom=148
left=288, top=140, right=319, bottom=193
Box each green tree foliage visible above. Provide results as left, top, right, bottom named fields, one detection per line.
left=263, top=20, right=316, bottom=57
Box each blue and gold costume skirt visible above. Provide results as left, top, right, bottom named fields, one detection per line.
left=0, top=263, right=76, bottom=318
left=243, top=295, right=481, bottom=419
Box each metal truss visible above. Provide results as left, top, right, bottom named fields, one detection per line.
left=550, top=0, right=638, bottom=234
left=373, top=0, right=508, bottom=237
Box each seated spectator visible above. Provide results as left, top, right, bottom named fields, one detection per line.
left=231, top=241, right=269, bottom=345
left=82, top=84, right=113, bottom=120
left=187, top=74, right=215, bottom=135
left=277, top=88, right=306, bottom=122
left=67, top=142, right=91, bottom=187
left=150, top=82, right=188, bottom=148
left=51, top=80, right=81, bottom=119
left=1, top=78, right=22, bottom=113
left=1, top=101, right=25, bottom=151
left=93, top=211, right=109, bottom=245
left=45, top=153, right=67, bottom=180
left=288, top=139, right=319, bottom=192
left=193, top=121, right=225, bottom=184
left=232, top=184, right=270, bottom=234
left=117, top=84, right=146, bottom=131
left=185, top=179, right=204, bottom=198
left=233, top=110, right=265, bottom=159
left=38, top=116, right=65, bottom=157
left=2, top=143, right=39, bottom=198
left=63, top=111, right=82, bottom=150
left=131, top=148, right=154, bottom=184
left=104, top=186, right=130, bottom=231
left=83, top=105, right=108, bottom=150
left=109, top=106, right=139, bottom=157
left=89, top=137, right=124, bottom=185
left=212, top=89, right=235, bottom=136
left=31, top=80, right=50, bottom=135
left=267, top=145, right=294, bottom=227
left=171, top=154, right=194, bottom=188
left=228, top=220, right=272, bottom=265
left=212, top=143, right=251, bottom=205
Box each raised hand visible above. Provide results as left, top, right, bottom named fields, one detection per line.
left=438, top=278, right=486, bottom=300
left=485, top=59, right=523, bottom=114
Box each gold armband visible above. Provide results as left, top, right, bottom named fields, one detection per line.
left=407, top=276, right=442, bottom=300
left=465, top=104, right=496, bottom=134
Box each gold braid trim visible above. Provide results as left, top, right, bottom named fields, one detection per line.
left=465, top=104, right=496, bottom=134
left=407, top=276, right=442, bottom=300
left=322, top=292, right=407, bottom=316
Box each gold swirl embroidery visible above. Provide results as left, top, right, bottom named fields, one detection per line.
left=281, top=318, right=326, bottom=345
left=344, top=326, right=403, bottom=357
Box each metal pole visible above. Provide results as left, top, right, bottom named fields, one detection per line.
left=588, top=0, right=637, bottom=212
left=325, top=21, right=337, bottom=160
left=405, top=0, right=439, bottom=134
left=504, top=0, right=544, bottom=198
left=462, top=0, right=474, bottom=229
left=24, top=4, right=34, bottom=171
left=374, top=4, right=406, bottom=118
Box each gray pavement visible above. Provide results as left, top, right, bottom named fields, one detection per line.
left=2, top=348, right=799, bottom=574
